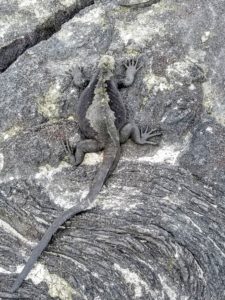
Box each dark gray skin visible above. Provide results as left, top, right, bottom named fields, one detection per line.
left=9, top=56, right=162, bottom=294
left=119, top=0, right=160, bottom=8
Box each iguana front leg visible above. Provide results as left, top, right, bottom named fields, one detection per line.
left=62, top=139, right=103, bottom=166
left=117, top=57, right=143, bottom=88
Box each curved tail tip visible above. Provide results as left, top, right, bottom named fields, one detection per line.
left=9, top=282, right=19, bottom=294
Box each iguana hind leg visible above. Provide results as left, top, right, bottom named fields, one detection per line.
left=63, top=139, right=103, bottom=166
left=120, top=123, right=162, bottom=145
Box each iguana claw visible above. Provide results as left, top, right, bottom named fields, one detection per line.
left=140, top=127, right=162, bottom=145
left=61, top=138, right=76, bottom=165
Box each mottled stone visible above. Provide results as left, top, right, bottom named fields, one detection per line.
left=0, top=0, right=225, bottom=299
left=0, top=0, right=93, bottom=72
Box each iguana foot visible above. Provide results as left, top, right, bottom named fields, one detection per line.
left=119, top=56, right=143, bottom=87
left=61, top=139, right=77, bottom=165
left=120, top=123, right=162, bottom=145
left=140, top=127, right=162, bottom=145
left=123, top=55, right=143, bottom=73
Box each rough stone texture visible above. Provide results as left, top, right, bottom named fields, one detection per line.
left=0, top=0, right=225, bottom=299
left=0, top=0, right=94, bottom=72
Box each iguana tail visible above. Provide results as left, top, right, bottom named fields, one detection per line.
left=10, top=145, right=120, bottom=293
left=119, top=0, right=159, bottom=8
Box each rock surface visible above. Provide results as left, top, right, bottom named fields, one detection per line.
left=0, top=0, right=93, bottom=72
left=0, top=0, right=225, bottom=299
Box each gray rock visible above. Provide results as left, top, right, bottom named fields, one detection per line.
left=0, top=0, right=94, bottom=72
left=0, top=0, right=225, bottom=299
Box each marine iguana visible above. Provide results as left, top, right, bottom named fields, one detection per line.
left=9, top=55, right=162, bottom=293
left=119, top=0, right=160, bottom=8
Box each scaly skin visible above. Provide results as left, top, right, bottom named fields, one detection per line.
left=119, top=0, right=160, bottom=9
left=9, top=55, right=162, bottom=293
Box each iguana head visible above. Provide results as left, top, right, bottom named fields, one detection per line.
left=98, top=55, right=115, bottom=81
